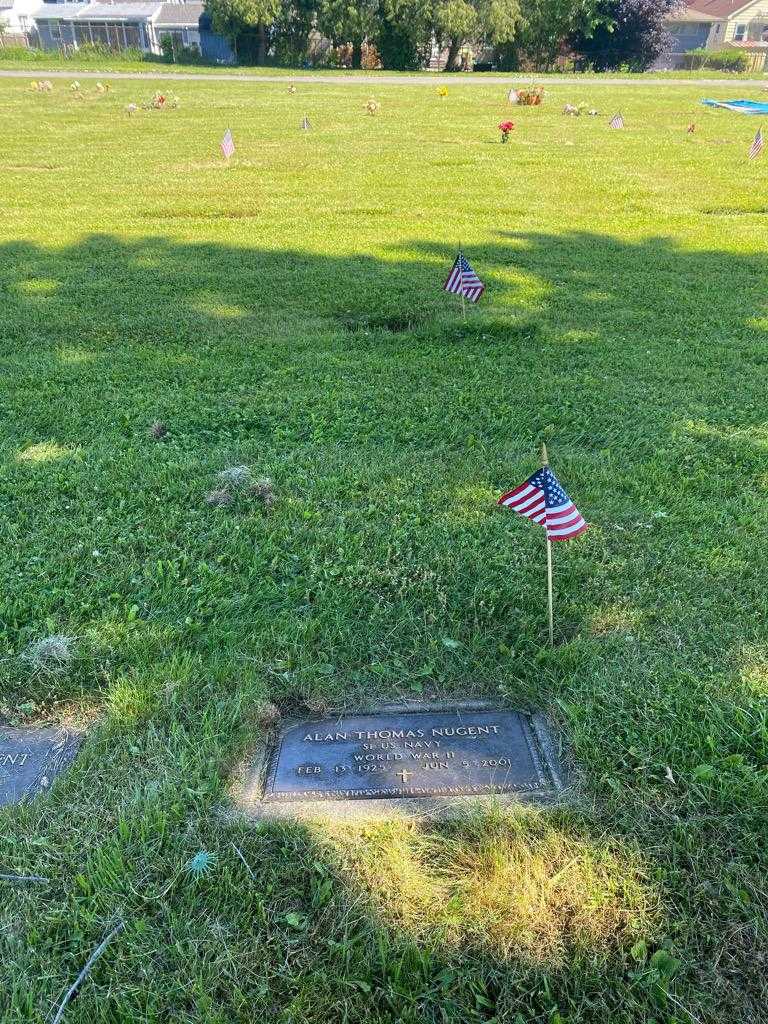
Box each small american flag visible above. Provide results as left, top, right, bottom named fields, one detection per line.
left=220, top=128, right=235, bottom=159
left=444, top=251, right=485, bottom=303
left=749, top=128, right=764, bottom=160
left=300, top=115, right=312, bottom=130
left=498, top=465, right=588, bottom=542
left=609, top=112, right=624, bottom=129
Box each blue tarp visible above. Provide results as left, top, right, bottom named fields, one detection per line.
left=702, top=99, right=768, bottom=115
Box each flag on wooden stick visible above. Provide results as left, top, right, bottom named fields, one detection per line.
left=608, top=112, right=624, bottom=129
left=498, top=462, right=587, bottom=542
left=749, top=128, right=764, bottom=160
left=444, top=251, right=484, bottom=303
left=498, top=446, right=588, bottom=645
left=220, top=128, right=235, bottom=159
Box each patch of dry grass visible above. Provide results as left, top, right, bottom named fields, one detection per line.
left=326, top=810, right=655, bottom=964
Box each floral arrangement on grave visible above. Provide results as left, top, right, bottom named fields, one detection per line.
left=498, top=120, right=515, bottom=143
left=516, top=86, right=543, bottom=106
left=437, top=86, right=448, bottom=98
left=365, top=97, right=380, bottom=115
left=152, top=92, right=166, bottom=109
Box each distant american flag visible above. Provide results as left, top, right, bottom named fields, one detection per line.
left=498, top=465, right=588, bottom=542
left=220, top=128, right=235, bottom=159
left=609, top=112, right=624, bottom=129
left=749, top=128, right=764, bottom=160
left=444, top=251, right=485, bottom=303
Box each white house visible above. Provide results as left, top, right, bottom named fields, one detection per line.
left=664, top=0, right=768, bottom=68
left=32, top=0, right=203, bottom=54
left=0, top=0, right=43, bottom=39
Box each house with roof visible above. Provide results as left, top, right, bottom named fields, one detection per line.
left=664, top=0, right=768, bottom=68
left=0, top=0, right=42, bottom=42
left=31, top=0, right=234, bottom=61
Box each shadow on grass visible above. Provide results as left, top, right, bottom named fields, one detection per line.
left=1, top=230, right=766, bottom=696
left=1, top=230, right=767, bottom=1020
left=1, top=230, right=766, bottom=351
left=2, top=783, right=668, bottom=1023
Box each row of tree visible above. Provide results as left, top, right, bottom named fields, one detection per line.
left=205, top=0, right=681, bottom=70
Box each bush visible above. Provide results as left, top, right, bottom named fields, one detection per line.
left=376, top=20, right=426, bottom=71
left=77, top=42, right=146, bottom=61
left=682, top=48, right=750, bottom=71
left=0, top=45, right=51, bottom=62
left=159, top=33, right=201, bottom=64
left=0, top=43, right=147, bottom=63
left=317, top=45, right=345, bottom=68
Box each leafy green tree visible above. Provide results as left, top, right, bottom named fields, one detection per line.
left=316, top=0, right=379, bottom=68
left=433, top=0, right=477, bottom=69
left=571, top=0, right=684, bottom=70
left=376, top=0, right=433, bottom=69
left=497, top=0, right=602, bottom=69
left=273, top=0, right=318, bottom=65
left=434, top=0, right=519, bottom=69
left=204, top=0, right=282, bottom=63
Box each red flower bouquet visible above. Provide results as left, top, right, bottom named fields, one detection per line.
left=498, top=120, right=515, bottom=143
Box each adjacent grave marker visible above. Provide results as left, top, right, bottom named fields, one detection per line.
left=0, top=726, right=81, bottom=807
left=238, top=704, right=567, bottom=819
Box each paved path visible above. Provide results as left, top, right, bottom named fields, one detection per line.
left=1, top=68, right=767, bottom=87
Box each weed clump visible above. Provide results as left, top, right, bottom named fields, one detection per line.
left=22, top=635, right=74, bottom=674
left=217, top=465, right=253, bottom=488
left=149, top=420, right=168, bottom=440
left=205, top=488, right=234, bottom=507
left=248, top=477, right=276, bottom=511
left=205, top=468, right=275, bottom=513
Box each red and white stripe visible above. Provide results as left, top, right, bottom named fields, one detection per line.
left=544, top=500, right=588, bottom=541
left=444, top=253, right=485, bottom=303
left=498, top=482, right=546, bottom=524
left=498, top=485, right=588, bottom=541
left=220, top=129, right=235, bottom=159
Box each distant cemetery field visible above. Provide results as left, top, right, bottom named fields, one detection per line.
left=1, top=79, right=767, bottom=1022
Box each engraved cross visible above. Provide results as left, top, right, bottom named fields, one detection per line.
left=397, top=770, right=413, bottom=784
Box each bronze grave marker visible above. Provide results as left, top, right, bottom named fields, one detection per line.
left=260, top=706, right=565, bottom=805
left=0, top=726, right=81, bottom=807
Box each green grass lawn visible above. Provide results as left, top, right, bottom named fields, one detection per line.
left=1, top=78, right=767, bottom=1023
